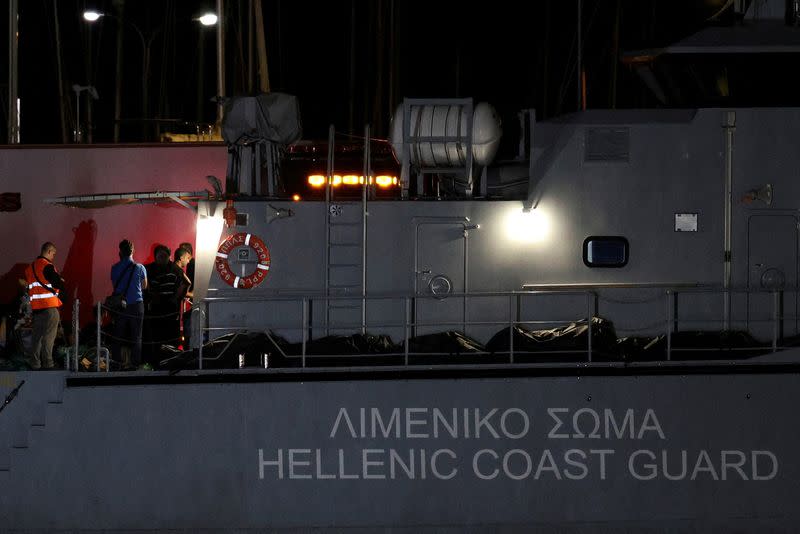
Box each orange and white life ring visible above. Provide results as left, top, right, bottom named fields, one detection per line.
left=215, top=232, right=271, bottom=289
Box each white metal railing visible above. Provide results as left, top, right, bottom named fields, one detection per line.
left=195, top=286, right=799, bottom=370
left=59, top=286, right=799, bottom=372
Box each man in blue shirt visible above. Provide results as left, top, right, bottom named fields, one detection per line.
left=110, top=239, right=148, bottom=370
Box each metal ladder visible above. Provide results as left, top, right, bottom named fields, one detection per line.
left=324, top=125, right=371, bottom=335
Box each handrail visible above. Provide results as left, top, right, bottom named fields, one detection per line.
left=65, top=284, right=798, bottom=372
left=203, top=289, right=603, bottom=302
left=197, top=286, right=797, bottom=369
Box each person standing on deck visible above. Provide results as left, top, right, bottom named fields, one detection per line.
left=170, top=246, right=192, bottom=348
left=144, top=245, right=190, bottom=363
left=178, top=242, right=194, bottom=347
left=144, top=245, right=172, bottom=362
left=24, top=242, right=65, bottom=369
left=110, top=239, right=148, bottom=370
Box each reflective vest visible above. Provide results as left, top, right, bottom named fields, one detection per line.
left=25, top=258, right=62, bottom=310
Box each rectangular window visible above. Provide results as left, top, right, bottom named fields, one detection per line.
left=583, top=236, right=629, bottom=267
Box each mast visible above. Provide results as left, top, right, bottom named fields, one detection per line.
left=216, top=0, right=225, bottom=124
left=113, top=0, right=125, bottom=143
left=254, top=0, right=269, bottom=92
left=576, top=0, right=581, bottom=111
left=53, top=0, right=68, bottom=143
left=8, top=0, right=19, bottom=143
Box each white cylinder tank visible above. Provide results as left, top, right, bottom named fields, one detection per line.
left=389, top=102, right=502, bottom=168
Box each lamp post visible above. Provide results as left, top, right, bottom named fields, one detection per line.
left=217, top=0, right=225, bottom=124
left=83, top=10, right=160, bottom=141
left=194, top=12, right=218, bottom=128
left=72, top=84, right=99, bottom=143
left=7, top=0, right=19, bottom=144
left=198, top=1, right=225, bottom=125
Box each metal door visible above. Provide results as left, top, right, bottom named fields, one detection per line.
left=414, top=223, right=467, bottom=338
left=747, top=215, right=798, bottom=343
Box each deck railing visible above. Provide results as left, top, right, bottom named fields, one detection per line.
left=191, top=285, right=798, bottom=370
left=70, top=285, right=799, bottom=372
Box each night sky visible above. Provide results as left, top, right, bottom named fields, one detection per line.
left=0, top=0, right=767, bottom=149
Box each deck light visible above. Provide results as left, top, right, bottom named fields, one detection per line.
left=506, top=207, right=550, bottom=243
left=196, top=213, right=225, bottom=257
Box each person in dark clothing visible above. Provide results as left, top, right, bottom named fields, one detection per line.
left=170, top=247, right=192, bottom=348
left=144, top=245, right=190, bottom=363
left=178, top=242, right=194, bottom=290
left=24, top=242, right=65, bottom=369
left=144, top=245, right=170, bottom=362
left=178, top=242, right=194, bottom=347
left=110, top=239, right=148, bottom=370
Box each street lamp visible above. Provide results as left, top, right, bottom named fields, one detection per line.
left=196, top=1, right=225, bottom=125
left=193, top=12, right=219, bottom=126
left=197, top=13, right=218, bottom=26
left=72, top=84, right=99, bottom=143
left=82, top=10, right=102, bottom=22
left=83, top=10, right=159, bottom=141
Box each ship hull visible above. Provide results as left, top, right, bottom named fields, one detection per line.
left=2, top=363, right=799, bottom=531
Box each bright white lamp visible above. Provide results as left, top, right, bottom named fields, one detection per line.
left=82, top=10, right=103, bottom=22
left=198, top=13, right=218, bottom=26
left=506, top=207, right=551, bottom=243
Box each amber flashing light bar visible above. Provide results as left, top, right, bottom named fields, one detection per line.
left=308, top=175, right=398, bottom=188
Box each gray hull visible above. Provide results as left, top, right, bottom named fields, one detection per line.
left=1, top=363, right=799, bottom=531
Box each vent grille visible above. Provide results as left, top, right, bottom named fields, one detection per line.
left=584, top=128, right=630, bottom=162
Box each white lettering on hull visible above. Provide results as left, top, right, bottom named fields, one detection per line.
left=259, top=406, right=779, bottom=483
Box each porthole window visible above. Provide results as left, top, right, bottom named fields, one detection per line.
left=583, top=236, right=629, bottom=268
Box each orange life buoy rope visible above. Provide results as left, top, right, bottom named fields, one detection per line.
left=215, top=232, right=271, bottom=289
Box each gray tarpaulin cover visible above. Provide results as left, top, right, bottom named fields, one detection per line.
left=221, top=93, right=302, bottom=145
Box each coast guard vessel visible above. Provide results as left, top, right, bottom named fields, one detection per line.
left=3, top=0, right=800, bottom=530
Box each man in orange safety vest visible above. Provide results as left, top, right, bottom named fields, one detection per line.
left=24, top=242, right=65, bottom=369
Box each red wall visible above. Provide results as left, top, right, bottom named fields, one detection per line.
left=0, top=144, right=227, bottom=327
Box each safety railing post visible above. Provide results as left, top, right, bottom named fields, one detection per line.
left=665, top=291, right=672, bottom=361
left=70, top=298, right=80, bottom=372
left=96, top=302, right=102, bottom=371
left=404, top=297, right=410, bottom=366
left=772, top=290, right=780, bottom=353
left=508, top=294, right=515, bottom=364
left=198, top=301, right=207, bottom=370
left=586, top=292, right=593, bottom=363
left=672, top=291, right=679, bottom=333
left=516, top=293, right=523, bottom=362
left=302, top=298, right=308, bottom=368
